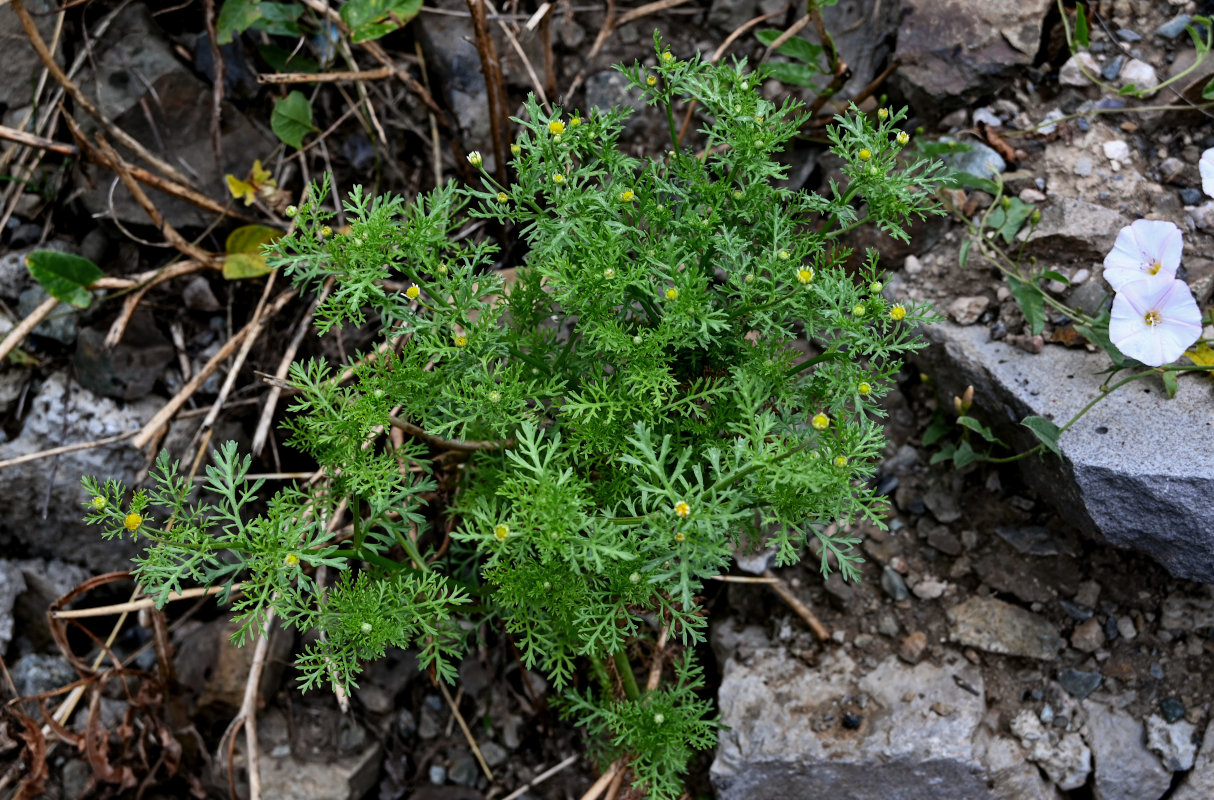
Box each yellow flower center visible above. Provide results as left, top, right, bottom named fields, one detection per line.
left=674, top=532, right=685, bottom=542
left=833, top=455, right=848, bottom=468
left=797, top=268, right=814, bottom=284
left=674, top=501, right=690, bottom=518
left=662, top=52, right=674, bottom=62
left=878, top=108, right=888, bottom=120
left=858, top=148, right=872, bottom=162
left=454, top=335, right=468, bottom=347
left=406, top=285, right=419, bottom=299
left=510, top=143, right=521, bottom=156
left=853, top=304, right=867, bottom=317
left=811, top=413, right=829, bottom=431
left=124, top=513, right=143, bottom=531
left=890, top=305, right=907, bottom=321
left=665, top=288, right=678, bottom=300
left=284, top=553, right=300, bottom=566
left=570, top=117, right=581, bottom=127
left=494, top=524, right=510, bottom=541
left=646, top=75, right=657, bottom=86
left=619, top=190, right=635, bottom=202
left=858, top=382, right=872, bottom=395
left=497, top=192, right=509, bottom=202
left=896, top=131, right=910, bottom=146
left=1144, top=310, right=1161, bottom=327
left=548, top=120, right=565, bottom=135
left=1148, top=261, right=1162, bottom=275
left=91, top=496, right=107, bottom=510
left=553, top=173, right=565, bottom=184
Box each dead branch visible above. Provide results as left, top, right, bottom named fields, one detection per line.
left=104, top=260, right=208, bottom=348
left=0, top=294, right=58, bottom=365
left=763, top=569, right=831, bottom=641
left=0, top=124, right=77, bottom=155
left=467, top=0, right=509, bottom=183
left=258, top=65, right=394, bottom=84
left=0, top=430, right=137, bottom=471
left=388, top=416, right=513, bottom=452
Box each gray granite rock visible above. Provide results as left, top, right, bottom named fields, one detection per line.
left=1010, top=709, right=1091, bottom=790
left=892, top=0, right=1053, bottom=118
left=0, top=373, right=158, bottom=571
left=947, top=597, right=1063, bottom=660
left=1144, top=714, right=1197, bottom=771
left=713, top=649, right=994, bottom=799
left=1084, top=699, right=1172, bottom=800
left=1171, top=717, right=1214, bottom=800
left=0, top=561, right=26, bottom=653
left=1025, top=198, right=1128, bottom=263
left=0, top=1, right=61, bottom=117
left=915, top=322, right=1214, bottom=583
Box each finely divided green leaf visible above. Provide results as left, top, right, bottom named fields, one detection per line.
left=25, top=250, right=104, bottom=308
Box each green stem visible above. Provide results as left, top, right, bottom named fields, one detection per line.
left=784, top=349, right=843, bottom=377
left=613, top=647, right=641, bottom=701
left=588, top=654, right=613, bottom=696
left=663, top=95, right=681, bottom=158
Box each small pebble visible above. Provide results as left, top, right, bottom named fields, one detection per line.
left=1071, top=268, right=1090, bottom=285
left=1155, top=14, right=1192, bottom=40
left=1116, top=28, right=1142, bottom=42
left=429, top=764, right=447, bottom=785
left=881, top=566, right=910, bottom=602
left=899, top=631, right=928, bottom=663
left=1179, top=188, right=1203, bottom=205
left=1073, top=157, right=1094, bottom=177
left=1120, top=59, right=1159, bottom=92
left=1103, top=140, right=1131, bottom=162
left=1161, top=697, right=1185, bottom=724
left=1058, top=668, right=1102, bottom=699
left=1149, top=662, right=1165, bottom=680
left=1101, top=55, right=1125, bottom=81
left=1060, top=599, right=1094, bottom=621
left=989, top=321, right=1007, bottom=340
left=1104, top=616, right=1120, bottom=642
left=1018, top=187, right=1046, bottom=203
left=1117, top=616, right=1137, bottom=640
left=904, top=254, right=923, bottom=275
left=1040, top=703, right=1055, bottom=724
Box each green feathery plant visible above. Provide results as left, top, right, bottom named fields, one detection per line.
left=84, top=32, right=947, bottom=796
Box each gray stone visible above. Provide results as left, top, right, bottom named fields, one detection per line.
left=947, top=597, right=1062, bottom=660
left=892, top=0, right=1052, bottom=118
left=707, top=0, right=756, bottom=33
left=448, top=754, right=480, bottom=786
left=182, top=276, right=221, bottom=311
left=1160, top=593, right=1214, bottom=632
left=1144, top=714, right=1197, bottom=771
left=1156, top=15, right=1193, bottom=40
left=74, top=314, right=174, bottom=401
left=1120, top=59, right=1160, bottom=95
left=0, top=241, right=73, bottom=300
left=75, top=6, right=274, bottom=229
left=0, top=1, right=61, bottom=115
left=1101, top=55, right=1125, bottom=82
left=0, top=373, right=159, bottom=571
left=18, top=286, right=77, bottom=345
left=1070, top=617, right=1104, bottom=653
left=995, top=525, right=1070, bottom=556
left=945, top=141, right=1006, bottom=182
left=811, top=0, right=902, bottom=98
left=585, top=70, right=646, bottom=121
left=1172, top=717, right=1214, bottom=800
left=479, top=741, right=508, bottom=768
left=881, top=565, right=909, bottom=602
left=923, top=476, right=962, bottom=522
left=1085, top=699, right=1172, bottom=800
left=972, top=727, right=1063, bottom=800
left=914, top=321, right=1214, bottom=583
left=0, top=561, right=26, bottom=652
left=1060, top=53, right=1099, bottom=87
left=1025, top=198, right=1128, bottom=262
left=1058, top=668, right=1102, bottom=699
left=712, top=649, right=994, bottom=799
left=947, top=295, right=990, bottom=326
left=10, top=652, right=76, bottom=699
left=1010, top=709, right=1091, bottom=790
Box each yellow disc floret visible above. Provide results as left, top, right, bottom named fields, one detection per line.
left=552, top=172, right=565, bottom=184
left=124, top=513, right=143, bottom=531
left=91, top=496, right=107, bottom=510
left=878, top=108, right=888, bottom=120
left=454, top=335, right=468, bottom=348
left=665, top=288, right=678, bottom=300
left=890, top=304, right=907, bottom=321
left=494, top=524, right=510, bottom=541
left=797, top=268, right=815, bottom=284
left=497, top=192, right=509, bottom=202
left=570, top=116, right=581, bottom=127
left=777, top=249, right=791, bottom=261
left=510, top=143, right=521, bottom=156
left=284, top=553, right=300, bottom=567
left=548, top=119, right=565, bottom=135
left=833, top=455, right=849, bottom=468
left=858, top=148, right=872, bottom=162
left=467, top=151, right=483, bottom=167
left=619, top=190, right=635, bottom=202
left=406, top=285, right=420, bottom=300
left=811, top=413, right=830, bottom=431
left=646, top=75, right=657, bottom=86
left=674, top=501, right=691, bottom=518
left=662, top=52, right=674, bottom=62
left=896, top=131, right=910, bottom=146
left=853, top=304, right=867, bottom=317
left=858, top=382, right=872, bottom=395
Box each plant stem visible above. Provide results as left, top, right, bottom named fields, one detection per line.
left=613, top=647, right=641, bottom=701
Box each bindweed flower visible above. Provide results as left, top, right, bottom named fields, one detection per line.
left=1102, top=219, right=1183, bottom=291
left=1109, top=277, right=1201, bottom=366
left=1202, top=148, right=1214, bottom=198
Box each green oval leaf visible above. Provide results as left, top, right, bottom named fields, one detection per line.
left=340, top=0, right=422, bottom=42
left=1021, top=416, right=1062, bottom=457
left=25, top=250, right=104, bottom=308
left=271, top=91, right=315, bottom=150
left=223, top=224, right=284, bottom=280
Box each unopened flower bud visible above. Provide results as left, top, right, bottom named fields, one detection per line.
left=467, top=151, right=483, bottom=168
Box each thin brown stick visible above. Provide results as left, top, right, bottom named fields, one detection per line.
left=0, top=430, right=136, bottom=471
left=603, top=766, right=627, bottom=800
left=487, top=0, right=549, bottom=109
left=388, top=416, right=512, bottom=452
left=104, top=260, right=208, bottom=348
left=0, top=293, right=58, bottom=364
left=0, top=124, right=77, bottom=155
left=52, top=584, right=242, bottom=619
left=645, top=625, right=669, bottom=692
left=438, top=680, right=494, bottom=781
left=258, top=65, right=394, bottom=84
left=502, top=754, right=580, bottom=800
left=708, top=574, right=780, bottom=584
left=564, top=0, right=615, bottom=101
left=614, top=0, right=690, bottom=27
left=221, top=609, right=274, bottom=800
left=763, top=569, right=831, bottom=641
left=758, top=14, right=810, bottom=64
left=202, top=0, right=225, bottom=169
left=132, top=288, right=297, bottom=450
left=467, top=0, right=508, bottom=182
left=10, top=0, right=194, bottom=187
left=413, top=40, right=444, bottom=188
left=579, top=761, right=623, bottom=800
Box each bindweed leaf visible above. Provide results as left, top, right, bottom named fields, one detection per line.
left=1162, top=370, right=1179, bottom=399
left=252, top=2, right=303, bottom=36
left=1204, top=76, right=1214, bottom=100
left=340, top=0, right=422, bottom=42
left=25, top=250, right=104, bottom=308
left=1075, top=3, right=1090, bottom=49
left=922, top=413, right=952, bottom=446
left=986, top=197, right=1035, bottom=243
left=957, top=415, right=1006, bottom=446
left=756, top=30, right=824, bottom=65
left=953, top=439, right=980, bottom=467
left=930, top=443, right=956, bottom=465
left=959, top=239, right=972, bottom=268
left=216, top=0, right=260, bottom=44
left=223, top=224, right=284, bottom=279
left=1007, top=275, right=1045, bottom=336
left=1021, top=416, right=1062, bottom=457
left=271, top=91, right=315, bottom=149
left=1040, top=270, right=1070, bottom=286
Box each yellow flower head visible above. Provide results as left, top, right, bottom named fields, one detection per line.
left=552, top=172, right=565, bottom=184
left=619, top=190, right=635, bottom=202
left=878, top=108, right=888, bottom=120
left=665, top=287, right=678, bottom=300
left=124, top=513, right=143, bottom=531
left=284, top=553, right=300, bottom=567
left=858, top=148, right=872, bottom=162
left=570, top=116, right=582, bottom=127
left=870, top=281, right=882, bottom=293
left=497, top=192, right=509, bottom=202
left=647, top=75, right=657, bottom=87
left=674, top=501, right=691, bottom=518
left=406, top=285, right=420, bottom=300
left=674, top=531, right=686, bottom=542
left=811, top=413, right=830, bottom=431
left=91, top=496, right=107, bottom=510
left=454, top=334, right=468, bottom=348
left=858, top=382, right=872, bottom=395
left=890, top=304, right=907, bottom=321
left=467, top=151, right=483, bottom=167
left=662, top=51, right=674, bottom=62
left=548, top=119, right=565, bottom=135
left=853, top=304, right=867, bottom=317
left=777, top=249, right=791, bottom=261
left=896, top=131, right=910, bottom=146
left=833, top=455, right=849, bottom=468
left=320, top=226, right=332, bottom=238
left=510, top=143, right=521, bottom=156
left=494, top=524, right=510, bottom=541
left=797, top=268, right=814, bottom=284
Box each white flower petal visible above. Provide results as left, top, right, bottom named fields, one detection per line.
left=1109, top=278, right=1201, bottom=366
left=1102, top=219, right=1183, bottom=291
left=1202, top=148, right=1214, bottom=198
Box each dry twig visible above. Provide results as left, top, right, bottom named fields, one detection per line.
left=258, top=65, right=395, bottom=84
left=763, top=569, right=831, bottom=641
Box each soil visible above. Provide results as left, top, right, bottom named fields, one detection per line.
left=1, top=1, right=1213, bottom=799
